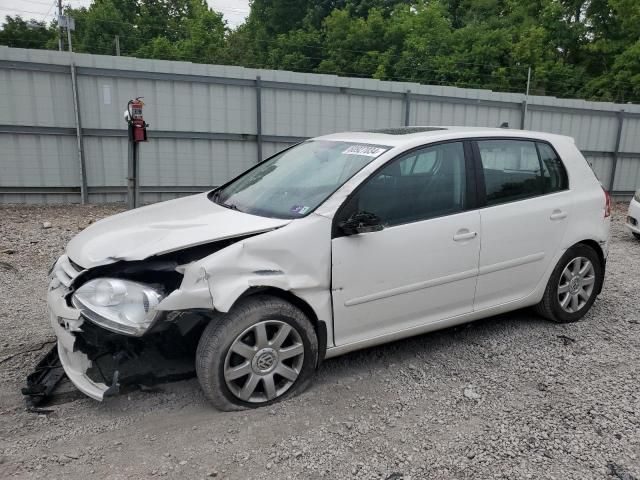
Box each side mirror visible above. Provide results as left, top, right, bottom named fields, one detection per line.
left=339, top=211, right=384, bottom=236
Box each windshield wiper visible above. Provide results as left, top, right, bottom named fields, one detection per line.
left=211, top=190, right=237, bottom=210
left=220, top=202, right=238, bottom=210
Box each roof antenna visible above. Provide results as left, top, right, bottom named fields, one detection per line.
left=499, top=122, right=509, bottom=129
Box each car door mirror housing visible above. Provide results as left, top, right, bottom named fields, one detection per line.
left=339, top=211, right=384, bottom=235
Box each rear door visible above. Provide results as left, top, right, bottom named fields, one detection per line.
left=473, top=138, right=571, bottom=310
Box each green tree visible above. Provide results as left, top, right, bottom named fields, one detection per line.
left=70, top=0, right=137, bottom=55
left=0, top=16, right=56, bottom=50
left=318, top=8, right=392, bottom=77
left=175, top=1, right=227, bottom=63
left=2, top=0, right=639, bottom=103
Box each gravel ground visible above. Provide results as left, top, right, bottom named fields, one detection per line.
left=0, top=202, right=639, bottom=480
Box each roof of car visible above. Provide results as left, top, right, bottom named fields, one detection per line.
left=316, top=126, right=574, bottom=148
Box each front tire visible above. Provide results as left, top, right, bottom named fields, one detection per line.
left=534, top=244, right=604, bottom=323
left=196, top=295, right=318, bottom=411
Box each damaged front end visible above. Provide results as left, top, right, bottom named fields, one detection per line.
left=32, top=240, right=238, bottom=403
left=25, top=192, right=334, bottom=407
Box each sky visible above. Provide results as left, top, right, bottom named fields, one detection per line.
left=0, top=0, right=250, bottom=28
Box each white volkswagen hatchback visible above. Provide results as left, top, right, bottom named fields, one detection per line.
left=46, top=127, right=611, bottom=410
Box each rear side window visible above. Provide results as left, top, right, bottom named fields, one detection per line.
left=477, top=139, right=567, bottom=206
left=537, top=142, right=568, bottom=193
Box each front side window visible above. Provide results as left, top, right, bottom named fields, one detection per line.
left=341, top=142, right=467, bottom=227
left=478, top=139, right=567, bottom=205
left=212, top=140, right=391, bottom=219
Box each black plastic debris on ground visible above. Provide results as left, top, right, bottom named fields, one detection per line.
left=22, top=340, right=198, bottom=412
left=608, top=462, right=638, bottom=480
left=21, top=344, right=66, bottom=412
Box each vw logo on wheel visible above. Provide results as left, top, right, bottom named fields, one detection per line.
left=252, top=347, right=278, bottom=374
left=256, top=352, right=275, bottom=371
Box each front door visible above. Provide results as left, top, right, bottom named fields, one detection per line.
left=331, top=141, right=481, bottom=346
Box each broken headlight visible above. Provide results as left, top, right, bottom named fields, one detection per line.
left=72, top=278, right=164, bottom=336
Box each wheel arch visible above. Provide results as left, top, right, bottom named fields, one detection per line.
left=229, top=286, right=328, bottom=367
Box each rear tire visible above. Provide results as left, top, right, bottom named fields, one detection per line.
left=633, top=232, right=640, bottom=240
left=534, top=244, right=603, bottom=323
left=196, top=295, right=318, bottom=411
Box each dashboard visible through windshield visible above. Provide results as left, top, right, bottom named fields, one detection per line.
left=210, top=140, right=391, bottom=219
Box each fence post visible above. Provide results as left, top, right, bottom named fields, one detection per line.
left=609, top=110, right=624, bottom=192
left=69, top=62, right=88, bottom=204
left=256, top=75, right=263, bottom=163
left=404, top=90, right=411, bottom=126
left=521, top=66, right=531, bottom=130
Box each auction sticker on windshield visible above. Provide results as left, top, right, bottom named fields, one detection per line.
left=342, top=145, right=388, bottom=157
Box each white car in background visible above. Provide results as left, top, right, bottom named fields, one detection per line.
left=45, top=127, right=611, bottom=411
left=626, top=191, right=640, bottom=240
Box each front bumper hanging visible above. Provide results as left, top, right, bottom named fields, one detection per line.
left=28, top=285, right=202, bottom=407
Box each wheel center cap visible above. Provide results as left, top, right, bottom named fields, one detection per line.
left=569, top=276, right=581, bottom=294
left=253, top=348, right=278, bottom=374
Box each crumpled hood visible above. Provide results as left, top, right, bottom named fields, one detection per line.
left=66, top=193, right=291, bottom=268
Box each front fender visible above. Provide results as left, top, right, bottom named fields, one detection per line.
left=164, top=214, right=336, bottom=348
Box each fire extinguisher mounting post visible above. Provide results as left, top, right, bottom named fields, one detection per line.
left=125, top=98, right=148, bottom=209
left=127, top=140, right=138, bottom=209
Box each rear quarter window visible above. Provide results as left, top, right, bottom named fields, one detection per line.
left=537, top=142, right=569, bottom=192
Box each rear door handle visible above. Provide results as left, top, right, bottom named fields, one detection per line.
left=453, top=229, right=478, bottom=241
left=550, top=210, right=568, bottom=221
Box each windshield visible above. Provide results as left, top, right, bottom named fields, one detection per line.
left=211, top=140, right=391, bottom=219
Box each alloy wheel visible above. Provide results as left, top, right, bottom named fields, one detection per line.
left=223, top=320, right=305, bottom=403
left=557, top=256, right=596, bottom=313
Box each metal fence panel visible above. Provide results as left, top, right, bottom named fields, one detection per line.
left=412, top=101, right=521, bottom=128
left=0, top=133, right=79, bottom=186
left=613, top=156, right=640, bottom=192
left=0, top=68, right=75, bottom=127
left=83, top=136, right=127, bottom=186
left=261, top=89, right=404, bottom=137
left=139, top=138, right=257, bottom=187
left=2, top=46, right=640, bottom=204
left=77, top=76, right=257, bottom=134
left=527, top=110, right=619, bottom=152
left=0, top=192, right=80, bottom=204
left=620, top=117, right=640, bottom=154
left=583, top=154, right=614, bottom=188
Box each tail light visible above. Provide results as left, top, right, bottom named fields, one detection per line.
left=603, top=187, right=611, bottom=217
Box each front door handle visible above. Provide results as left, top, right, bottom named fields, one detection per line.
left=550, top=209, right=568, bottom=221
left=453, top=229, right=478, bottom=242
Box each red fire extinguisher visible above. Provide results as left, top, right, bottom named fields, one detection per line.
left=126, top=98, right=148, bottom=142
